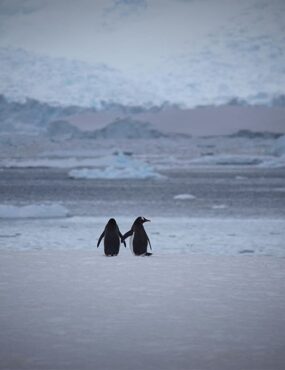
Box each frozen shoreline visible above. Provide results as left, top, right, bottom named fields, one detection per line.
left=1, top=251, right=284, bottom=370
left=0, top=216, right=284, bottom=256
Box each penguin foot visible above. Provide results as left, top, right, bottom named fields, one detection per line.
left=144, top=252, right=152, bottom=256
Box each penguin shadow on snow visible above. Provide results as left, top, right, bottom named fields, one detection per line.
left=97, top=218, right=126, bottom=257
left=122, top=217, right=152, bottom=257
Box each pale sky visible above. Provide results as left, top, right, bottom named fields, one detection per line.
left=0, top=0, right=285, bottom=107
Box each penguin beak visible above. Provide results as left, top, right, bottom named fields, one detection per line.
left=145, top=218, right=150, bottom=222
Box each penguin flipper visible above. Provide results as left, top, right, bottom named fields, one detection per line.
left=122, top=229, right=133, bottom=241
left=97, top=230, right=105, bottom=247
left=147, top=236, right=152, bottom=250
left=119, top=230, right=127, bottom=247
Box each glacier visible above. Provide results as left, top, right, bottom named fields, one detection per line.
left=1, top=46, right=285, bottom=109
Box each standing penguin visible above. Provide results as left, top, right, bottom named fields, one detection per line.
left=122, top=217, right=152, bottom=256
left=97, top=218, right=126, bottom=256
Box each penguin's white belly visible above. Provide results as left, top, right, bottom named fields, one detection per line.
left=129, top=234, right=135, bottom=255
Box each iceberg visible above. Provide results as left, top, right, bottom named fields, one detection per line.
left=47, top=120, right=82, bottom=140
left=69, top=152, right=163, bottom=179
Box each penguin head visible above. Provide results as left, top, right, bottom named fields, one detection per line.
left=135, top=216, right=150, bottom=224
left=107, top=218, right=117, bottom=228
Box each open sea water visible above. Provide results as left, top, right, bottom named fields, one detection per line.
left=0, top=167, right=284, bottom=218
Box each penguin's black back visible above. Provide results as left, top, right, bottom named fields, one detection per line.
left=132, top=224, right=148, bottom=255
left=104, top=219, right=120, bottom=256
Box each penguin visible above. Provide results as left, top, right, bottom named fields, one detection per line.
left=97, top=218, right=126, bottom=256
left=122, top=217, right=152, bottom=256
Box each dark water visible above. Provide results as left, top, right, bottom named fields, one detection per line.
left=0, top=167, right=285, bottom=218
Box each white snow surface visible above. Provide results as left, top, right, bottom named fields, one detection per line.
left=0, top=251, right=284, bottom=370
left=0, top=203, right=69, bottom=219
left=1, top=216, right=284, bottom=257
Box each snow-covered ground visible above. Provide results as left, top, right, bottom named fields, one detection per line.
left=0, top=216, right=284, bottom=256
left=0, top=251, right=284, bottom=370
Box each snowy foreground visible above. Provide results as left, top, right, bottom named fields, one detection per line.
left=1, top=216, right=284, bottom=256
left=0, top=252, right=284, bottom=370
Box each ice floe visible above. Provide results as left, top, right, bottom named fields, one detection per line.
left=258, top=154, right=285, bottom=168
left=272, top=135, right=285, bottom=156
left=212, top=204, right=228, bottom=209
left=173, top=194, right=196, bottom=200
left=0, top=203, right=70, bottom=219
left=190, top=154, right=266, bottom=166
left=189, top=154, right=285, bottom=168
left=0, top=157, right=98, bottom=168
